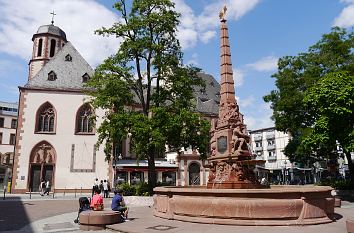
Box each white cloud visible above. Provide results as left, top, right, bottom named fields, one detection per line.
left=233, top=68, right=244, bottom=87
left=187, top=53, right=199, bottom=66
left=244, top=107, right=274, bottom=130
left=239, top=96, right=255, bottom=108
left=0, top=0, right=119, bottom=66
left=173, top=0, right=260, bottom=49
left=0, top=83, right=19, bottom=95
left=333, top=3, right=354, bottom=28
left=246, top=56, right=278, bottom=72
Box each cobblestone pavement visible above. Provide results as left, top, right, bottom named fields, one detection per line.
left=1, top=193, right=353, bottom=233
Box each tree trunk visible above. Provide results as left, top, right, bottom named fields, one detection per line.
left=345, top=152, right=354, bottom=181
left=147, top=151, right=156, bottom=194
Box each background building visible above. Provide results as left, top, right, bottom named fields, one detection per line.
left=249, top=127, right=315, bottom=184
left=0, top=101, right=18, bottom=191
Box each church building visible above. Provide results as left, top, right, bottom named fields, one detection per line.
left=11, top=22, right=220, bottom=193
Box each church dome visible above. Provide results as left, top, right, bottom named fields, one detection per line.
left=33, top=24, right=67, bottom=41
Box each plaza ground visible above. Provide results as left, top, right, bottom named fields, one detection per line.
left=0, top=193, right=353, bottom=233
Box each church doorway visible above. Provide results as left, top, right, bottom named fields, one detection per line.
left=188, top=162, right=200, bottom=185
left=28, top=141, right=56, bottom=192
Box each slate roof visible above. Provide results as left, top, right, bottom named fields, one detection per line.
left=193, top=73, right=220, bottom=115
left=34, top=24, right=67, bottom=41
left=25, top=42, right=94, bottom=91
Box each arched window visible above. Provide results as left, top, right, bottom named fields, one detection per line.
left=37, top=38, right=43, bottom=57
left=36, top=102, right=56, bottom=133
left=188, top=162, right=200, bottom=185
left=50, top=39, right=56, bottom=57
left=76, top=104, right=94, bottom=134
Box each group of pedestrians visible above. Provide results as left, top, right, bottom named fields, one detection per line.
left=39, top=179, right=50, bottom=196
left=92, top=178, right=111, bottom=198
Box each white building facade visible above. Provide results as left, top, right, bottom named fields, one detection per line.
left=249, top=127, right=293, bottom=184
left=0, top=101, right=18, bottom=191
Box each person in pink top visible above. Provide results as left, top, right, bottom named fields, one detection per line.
left=90, top=189, right=104, bottom=209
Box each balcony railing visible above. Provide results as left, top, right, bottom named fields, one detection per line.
left=268, top=156, right=277, bottom=161
left=254, top=146, right=263, bottom=152
left=267, top=144, right=276, bottom=150
left=254, top=135, right=262, bottom=141
left=266, top=133, right=275, bottom=139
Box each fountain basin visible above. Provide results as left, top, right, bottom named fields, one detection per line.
left=153, top=185, right=334, bottom=226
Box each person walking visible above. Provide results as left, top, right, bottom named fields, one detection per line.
left=44, top=180, right=50, bottom=195
left=92, top=178, right=99, bottom=197
left=99, top=180, right=104, bottom=197
left=39, top=179, right=45, bottom=196
left=103, top=180, right=109, bottom=198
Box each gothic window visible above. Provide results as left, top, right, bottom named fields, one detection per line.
left=82, top=73, right=90, bottom=83
left=50, top=39, right=56, bottom=57
left=36, top=102, right=56, bottom=133
left=48, top=71, right=57, bottom=81
left=37, top=38, right=43, bottom=57
left=65, top=54, right=72, bottom=61
left=76, top=104, right=94, bottom=134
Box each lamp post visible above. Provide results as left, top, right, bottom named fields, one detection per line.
left=283, top=160, right=287, bottom=185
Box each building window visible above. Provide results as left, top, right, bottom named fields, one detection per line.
left=37, top=38, right=43, bottom=57
left=0, top=118, right=4, bottom=128
left=0, top=132, right=2, bottom=144
left=11, top=119, right=17, bottom=129
left=48, top=71, right=57, bottom=81
left=76, top=104, right=94, bottom=134
left=50, top=39, right=56, bottom=57
left=256, top=141, right=262, bottom=147
left=268, top=151, right=276, bottom=157
left=116, top=171, right=128, bottom=184
left=36, top=102, right=56, bottom=133
left=82, top=73, right=90, bottom=83
left=130, top=171, right=144, bottom=185
left=9, top=134, right=15, bottom=145
left=162, top=171, right=176, bottom=186
left=65, top=54, right=72, bottom=61
left=268, top=140, right=275, bottom=146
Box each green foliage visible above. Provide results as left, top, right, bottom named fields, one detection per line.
left=317, top=179, right=354, bottom=190
left=264, top=27, right=354, bottom=178
left=87, top=0, right=211, bottom=192
left=116, top=182, right=150, bottom=196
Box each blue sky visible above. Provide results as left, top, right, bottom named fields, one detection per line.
left=0, top=0, right=353, bottom=130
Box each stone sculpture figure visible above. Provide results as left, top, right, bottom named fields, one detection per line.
left=231, top=123, right=250, bottom=154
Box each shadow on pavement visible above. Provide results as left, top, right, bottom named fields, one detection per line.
left=0, top=197, right=34, bottom=232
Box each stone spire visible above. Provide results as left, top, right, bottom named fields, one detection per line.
left=219, top=6, right=236, bottom=106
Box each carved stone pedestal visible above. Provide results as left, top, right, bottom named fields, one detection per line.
left=207, top=158, right=266, bottom=189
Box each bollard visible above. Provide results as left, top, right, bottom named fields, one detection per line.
left=52, top=189, right=55, bottom=199
left=75, top=188, right=77, bottom=198
left=29, top=188, right=32, bottom=199
left=80, top=187, right=82, bottom=195
left=64, top=187, right=66, bottom=196
left=3, top=186, right=6, bottom=200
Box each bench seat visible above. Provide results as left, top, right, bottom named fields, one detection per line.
left=79, top=210, right=121, bottom=231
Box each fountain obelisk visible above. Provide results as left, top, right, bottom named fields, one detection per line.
left=207, top=6, right=265, bottom=189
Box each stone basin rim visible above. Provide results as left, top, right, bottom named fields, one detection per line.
left=154, top=185, right=333, bottom=194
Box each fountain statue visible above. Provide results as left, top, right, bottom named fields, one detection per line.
left=207, top=5, right=265, bottom=189
left=153, top=5, right=335, bottom=226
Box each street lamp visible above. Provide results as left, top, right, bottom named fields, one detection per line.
left=283, top=160, right=287, bottom=185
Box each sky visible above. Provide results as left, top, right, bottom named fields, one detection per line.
left=0, top=0, right=353, bottom=130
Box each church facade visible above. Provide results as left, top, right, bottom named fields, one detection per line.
left=11, top=23, right=220, bottom=193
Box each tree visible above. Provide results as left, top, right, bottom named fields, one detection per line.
left=303, top=71, right=354, bottom=179
left=264, top=27, right=354, bottom=178
left=87, top=0, right=210, bottom=193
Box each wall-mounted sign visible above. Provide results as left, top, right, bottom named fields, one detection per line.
left=217, top=136, right=227, bottom=154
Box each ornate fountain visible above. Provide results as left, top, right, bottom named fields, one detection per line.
left=153, top=6, right=334, bottom=226
left=207, top=5, right=265, bottom=189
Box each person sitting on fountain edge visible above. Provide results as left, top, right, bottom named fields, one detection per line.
left=111, top=189, right=129, bottom=220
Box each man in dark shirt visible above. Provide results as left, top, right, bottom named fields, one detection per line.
left=111, top=189, right=128, bottom=219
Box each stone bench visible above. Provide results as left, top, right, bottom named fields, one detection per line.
left=347, top=219, right=354, bottom=233
left=79, top=210, right=121, bottom=231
